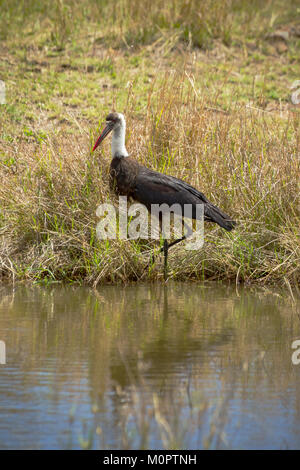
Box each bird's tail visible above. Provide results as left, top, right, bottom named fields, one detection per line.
left=204, top=203, right=236, bottom=231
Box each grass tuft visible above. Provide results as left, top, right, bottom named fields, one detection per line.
left=0, top=0, right=299, bottom=285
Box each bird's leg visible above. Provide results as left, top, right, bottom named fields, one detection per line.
left=166, top=235, right=186, bottom=250
left=150, top=218, right=191, bottom=277
left=161, top=222, right=188, bottom=281
left=150, top=251, right=155, bottom=266
left=149, top=214, right=163, bottom=266
left=163, top=239, right=168, bottom=281
left=158, top=220, right=192, bottom=253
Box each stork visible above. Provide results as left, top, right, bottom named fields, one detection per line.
left=92, top=112, right=236, bottom=278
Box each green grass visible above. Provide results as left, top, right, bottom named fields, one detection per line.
left=0, top=0, right=299, bottom=285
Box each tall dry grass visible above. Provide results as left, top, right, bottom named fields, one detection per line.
left=0, top=0, right=296, bottom=48
left=1, top=69, right=299, bottom=285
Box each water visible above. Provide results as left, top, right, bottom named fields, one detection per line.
left=0, top=283, right=299, bottom=449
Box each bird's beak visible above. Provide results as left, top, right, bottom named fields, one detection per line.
left=92, top=121, right=114, bottom=151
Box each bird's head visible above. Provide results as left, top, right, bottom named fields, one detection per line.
left=92, top=112, right=126, bottom=152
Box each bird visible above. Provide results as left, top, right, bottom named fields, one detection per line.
left=92, top=112, right=236, bottom=278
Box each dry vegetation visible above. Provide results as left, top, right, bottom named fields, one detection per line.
left=0, top=0, right=299, bottom=285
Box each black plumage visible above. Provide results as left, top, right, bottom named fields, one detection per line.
left=93, top=112, right=236, bottom=278
left=110, top=156, right=235, bottom=231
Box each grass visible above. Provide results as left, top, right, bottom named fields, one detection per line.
left=0, top=0, right=299, bottom=285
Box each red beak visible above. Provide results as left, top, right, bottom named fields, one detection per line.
left=92, top=121, right=114, bottom=152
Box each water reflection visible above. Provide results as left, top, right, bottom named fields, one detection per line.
left=0, top=283, right=299, bottom=449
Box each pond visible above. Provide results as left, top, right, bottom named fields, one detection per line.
left=0, top=283, right=299, bottom=449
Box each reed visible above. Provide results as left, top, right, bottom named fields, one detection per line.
left=0, top=0, right=299, bottom=285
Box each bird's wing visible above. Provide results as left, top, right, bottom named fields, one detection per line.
left=133, top=168, right=236, bottom=231
left=133, top=169, right=202, bottom=208
left=160, top=173, right=210, bottom=203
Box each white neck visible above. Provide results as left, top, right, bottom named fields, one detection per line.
left=111, top=118, right=128, bottom=158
